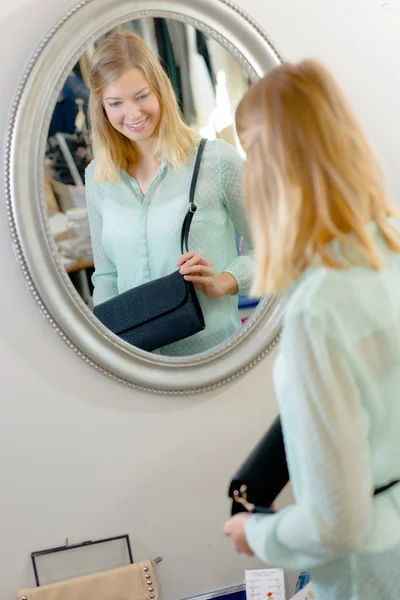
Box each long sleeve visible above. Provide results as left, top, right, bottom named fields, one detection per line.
left=85, top=165, right=118, bottom=306
left=245, top=313, right=373, bottom=570
left=216, top=140, right=254, bottom=296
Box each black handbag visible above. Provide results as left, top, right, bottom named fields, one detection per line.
left=228, top=416, right=289, bottom=515
left=93, top=139, right=207, bottom=352
left=228, top=415, right=400, bottom=515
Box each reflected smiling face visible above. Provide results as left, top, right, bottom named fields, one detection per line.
left=103, top=67, right=161, bottom=144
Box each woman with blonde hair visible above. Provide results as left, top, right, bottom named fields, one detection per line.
left=85, top=30, right=253, bottom=355
left=223, top=60, right=400, bottom=599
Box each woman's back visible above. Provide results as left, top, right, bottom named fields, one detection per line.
left=286, top=220, right=400, bottom=480
left=274, top=221, right=400, bottom=599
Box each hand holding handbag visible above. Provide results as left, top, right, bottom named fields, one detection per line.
left=17, top=559, right=158, bottom=600
left=228, top=415, right=400, bottom=515
left=93, top=139, right=207, bottom=352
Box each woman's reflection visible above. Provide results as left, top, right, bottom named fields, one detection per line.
left=85, top=31, right=253, bottom=355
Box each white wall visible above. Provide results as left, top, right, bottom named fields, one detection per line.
left=0, top=0, right=399, bottom=599
left=0, top=0, right=31, bottom=20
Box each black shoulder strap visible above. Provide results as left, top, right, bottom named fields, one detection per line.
left=374, top=479, right=400, bottom=496
left=180, top=138, right=207, bottom=255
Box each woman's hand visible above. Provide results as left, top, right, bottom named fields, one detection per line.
left=223, top=513, right=254, bottom=556
left=178, top=251, right=238, bottom=299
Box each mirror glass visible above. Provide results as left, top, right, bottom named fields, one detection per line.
left=43, top=17, right=261, bottom=357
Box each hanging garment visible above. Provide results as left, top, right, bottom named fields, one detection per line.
left=153, top=18, right=183, bottom=112
left=48, top=73, right=89, bottom=138
left=207, top=37, right=249, bottom=112
left=196, top=30, right=216, bottom=88
left=185, top=24, right=216, bottom=131
left=132, top=19, right=144, bottom=37
left=166, top=19, right=197, bottom=125
left=140, top=18, right=159, bottom=56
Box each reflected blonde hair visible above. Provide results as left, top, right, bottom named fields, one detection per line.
left=89, top=31, right=197, bottom=182
left=236, top=59, right=400, bottom=295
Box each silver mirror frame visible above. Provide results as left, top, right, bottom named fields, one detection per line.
left=5, top=0, right=286, bottom=394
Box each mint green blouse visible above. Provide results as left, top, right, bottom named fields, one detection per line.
left=85, top=138, right=253, bottom=356
left=245, top=222, right=400, bottom=600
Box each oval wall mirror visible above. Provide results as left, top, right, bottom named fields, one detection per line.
left=5, top=0, right=286, bottom=393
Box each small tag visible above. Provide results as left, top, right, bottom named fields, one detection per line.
left=245, top=568, right=285, bottom=600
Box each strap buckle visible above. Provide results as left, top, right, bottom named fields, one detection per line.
left=189, top=202, right=197, bottom=214
left=233, top=484, right=255, bottom=512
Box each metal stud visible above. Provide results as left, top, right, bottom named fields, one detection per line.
left=145, top=574, right=151, bottom=579
left=143, top=567, right=149, bottom=572
left=147, top=581, right=153, bottom=586
left=148, top=588, right=154, bottom=592
left=149, top=595, right=155, bottom=599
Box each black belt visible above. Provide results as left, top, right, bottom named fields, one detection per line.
left=374, top=480, right=400, bottom=496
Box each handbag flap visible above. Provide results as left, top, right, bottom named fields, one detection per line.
left=93, top=270, right=189, bottom=335
left=228, top=416, right=289, bottom=507
left=17, top=560, right=158, bottom=600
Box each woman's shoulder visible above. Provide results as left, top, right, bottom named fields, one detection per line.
left=85, top=159, right=123, bottom=194
left=84, top=159, right=96, bottom=187
left=202, top=137, right=244, bottom=170
left=84, top=159, right=111, bottom=204
left=284, top=267, right=354, bottom=328
left=207, top=137, right=243, bottom=158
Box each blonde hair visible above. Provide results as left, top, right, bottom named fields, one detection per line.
left=236, top=59, right=400, bottom=295
left=88, top=31, right=197, bottom=182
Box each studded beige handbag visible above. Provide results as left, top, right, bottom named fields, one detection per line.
left=17, top=559, right=158, bottom=600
